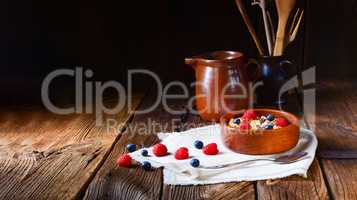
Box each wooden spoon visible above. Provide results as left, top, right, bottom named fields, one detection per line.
left=289, top=9, right=304, bottom=43
left=234, top=0, right=265, bottom=56
left=252, top=0, right=273, bottom=55
left=267, top=10, right=276, bottom=44
left=273, top=0, right=296, bottom=56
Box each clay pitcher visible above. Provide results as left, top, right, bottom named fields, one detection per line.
left=186, top=51, right=259, bottom=121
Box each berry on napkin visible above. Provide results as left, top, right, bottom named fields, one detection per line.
left=203, top=143, right=219, bottom=155
left=153, top=143, right=168, bottom=157
left=141, top=149, right=148, bottom=157
left=194, top=140, right=204, bottom=149
left=190, top=159, right=200, bottom=167
left=175, top=147, right=189, bottom=160
left=141, top=161, right=151, bottom=170
left=117, top=154, right=132, bottom=167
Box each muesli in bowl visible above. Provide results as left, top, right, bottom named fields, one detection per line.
left=227, top=109, right=290, bottom=131
left=220, top=109, right=299, bottom=155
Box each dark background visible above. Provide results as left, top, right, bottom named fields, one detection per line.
left=0, top=0, right=356, bottom=104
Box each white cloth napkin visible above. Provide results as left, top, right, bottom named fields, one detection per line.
left=130, top=124, right=317, bottom=185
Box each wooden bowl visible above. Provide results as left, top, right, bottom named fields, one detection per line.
left=220, top=109, right=300, bottom=155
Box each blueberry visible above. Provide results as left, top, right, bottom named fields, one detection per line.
left=266, top=114, right=274, bottom=121
left=141, top=149, right=148, bottom=157
left=265, top=124, right=274, bottom=130
left=194, top=140, right=204, bottom=149
left=141, top=161, right=151, bottom=170
left=190, top=159, right=200, bottom=168
left=126, top=144, right=136, bottom=152
left=233, top=118, right=241, bottom=125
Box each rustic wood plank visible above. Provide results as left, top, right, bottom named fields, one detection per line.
left=162, top=181, right=254, bottom=200
left=304, top=79, right=357, bottom=199
left=320, top=159, right=357, bottom=200
left=257, top=159, right=329, bottom=200
left=0, top=94, right=144, bottom=200
left=84, top=95, right=167, bottom=200
left=306, top=79, right=357, bottom=157
left=256, top=85, right=329, bottom=200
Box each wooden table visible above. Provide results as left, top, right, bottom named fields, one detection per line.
left=0, top=79, right=356, bottom=200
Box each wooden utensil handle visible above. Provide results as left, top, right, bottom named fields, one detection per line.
left=234, top=0, right=265, bottom=56
left=274, top=20, right=288, bottom=56
left=289, top=10, right=304, bottom=43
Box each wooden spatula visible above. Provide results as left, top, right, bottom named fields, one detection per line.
left=273, top=0, right=296, bottom=56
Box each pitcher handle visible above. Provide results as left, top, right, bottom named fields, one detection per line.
left=279, top=59, right=296, bottom=75
left=245, top=58, right=261, bottom=82
left=279, top=60, right=293, bottom=66
left=185, top=58, right=197, bottom=68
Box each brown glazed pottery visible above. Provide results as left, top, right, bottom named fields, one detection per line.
left=186, top=51, right=259, bottom=122
left=220, top=108, right=299, bottom=155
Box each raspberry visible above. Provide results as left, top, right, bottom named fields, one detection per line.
left=203, top=143, right=219, bottom=155
left=239, top=122, right=251, bottom=131
left=116, top=154, right=132, bottom=167
left=242, top=109, right=257, bottom=121
left=153, top=143, right=168, bottom=157
left=276, top=117, right=289, bottom=127
left=175, top=147, right=189, bottom=160
left=179, top=147, right=189, bottom=152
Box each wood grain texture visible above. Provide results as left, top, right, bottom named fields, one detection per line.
left=320, top=159, right=357, bottom=200
left=163, top=181, right=254, bottom=200
left=256, top=90, right=330, bottom=200
left=257, top=159, right=329, bottom=200
left=304, top=79, right=357, bottom=199
left=0, top=94, right=143, bottom=200
left=305, top=80, right=357, bottom=156
left=84, top=96, right=167, bottom=200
